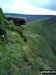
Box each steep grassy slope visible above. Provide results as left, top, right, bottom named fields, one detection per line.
left=0, top=17, right=56, bottom=75
left=24, top=17, right=56, bottom=69
left=0, top=30, right=39, bottom=75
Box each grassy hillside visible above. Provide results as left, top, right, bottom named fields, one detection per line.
left=0, top=17, right=56, bottom=75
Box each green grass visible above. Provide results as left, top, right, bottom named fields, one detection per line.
left=24, top=17, right=56, bottom=69
left=0, top=17, right=56, bottom=75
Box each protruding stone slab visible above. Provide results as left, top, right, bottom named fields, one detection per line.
left=5, top=16, right=26, bottom=26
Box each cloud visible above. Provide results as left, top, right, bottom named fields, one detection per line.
left=0, top=2, right=19, bottom=13
left=0, top=0, right=56, bottom=15
left=26, top=0, right=56, bottom=11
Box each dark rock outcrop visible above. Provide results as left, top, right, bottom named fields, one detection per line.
left=5, top=16, right=26, bottom=26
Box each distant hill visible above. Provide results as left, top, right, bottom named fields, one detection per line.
left=4, top=13, right=56, bottom=22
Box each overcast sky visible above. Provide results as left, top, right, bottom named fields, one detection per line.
left=0, top=0, right=56, bottom=15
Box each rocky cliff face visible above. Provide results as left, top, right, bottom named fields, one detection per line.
left=5, top=16, right=26, bottom=26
